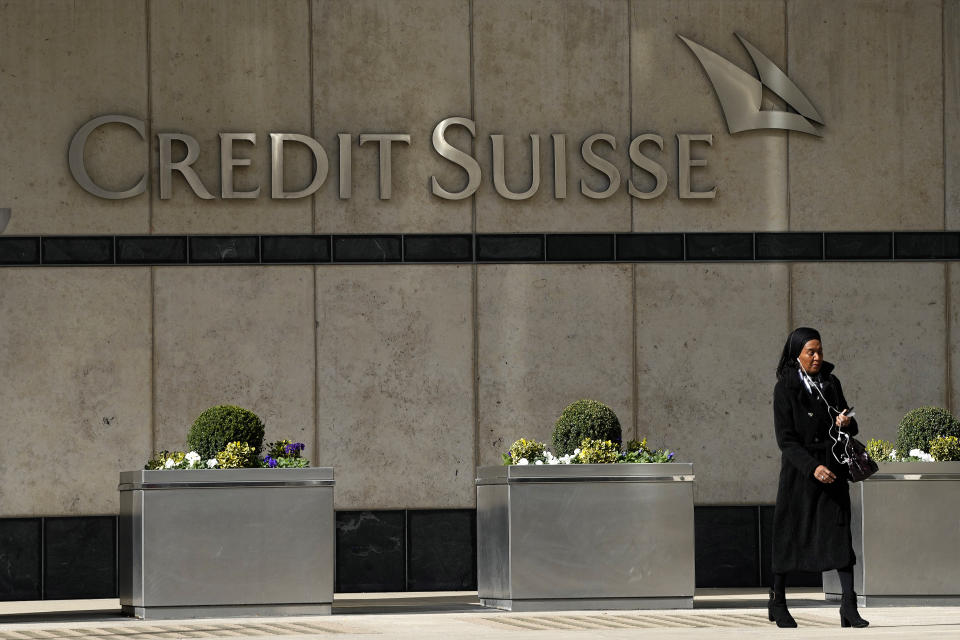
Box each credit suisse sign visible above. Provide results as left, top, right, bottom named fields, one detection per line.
left=68, top=34, right=821, bottom=203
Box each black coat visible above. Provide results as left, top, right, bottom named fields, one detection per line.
left=772, top=361, right=858, bottom=573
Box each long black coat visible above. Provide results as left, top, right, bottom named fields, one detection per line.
left=772, top=361, right=857, bottom=573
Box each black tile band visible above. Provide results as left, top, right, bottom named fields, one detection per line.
left=42, top=236, right=114, bottom=265
left=334, top=235, right=402, bottom=263
left=2, top=231, right=957, bottom=265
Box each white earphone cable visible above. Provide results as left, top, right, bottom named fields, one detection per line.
left=796, top=358, right=852, bottom=466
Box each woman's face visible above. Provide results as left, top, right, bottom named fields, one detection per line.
left=797, top=339, right=823, bottom=374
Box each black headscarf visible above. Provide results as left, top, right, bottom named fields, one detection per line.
left=776, top=327, right=821, bottom=381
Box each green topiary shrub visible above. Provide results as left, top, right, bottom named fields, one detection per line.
left=187, top=405, right=265, bottom=460
left=552, top=399, right=622, bottom=457
left=894, top=407, right=960, bottom=457
left=929, top=435, right=960, bottom=462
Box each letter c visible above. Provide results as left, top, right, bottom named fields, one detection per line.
left=68, top=115, right=147, bottom=199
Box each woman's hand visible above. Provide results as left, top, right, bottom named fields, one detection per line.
left=835, top=409, right=852, bottom=430
left=814, top=465, right=836, bottom=484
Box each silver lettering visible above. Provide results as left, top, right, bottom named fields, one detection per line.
left=677, top=133, right=716, bottom=199
left=430, top=117, right=481, bottom=200
left=552, top=134, right=567, bottom=199
left=68, top=115, right=147, bottom=200
left=628, top=134, right=668, bottom=200
left=491, top=134, right=540, bottom=201
left=158, top=133, right=214, bottom=200
left=580, top=134, right=620, bottom=199
left=270, top=133, right=328, bottom=199
left=338, top=133, right=352, bottom=199
left=359, top=133, right=411, bottom=200
left=220, top=133, right=259, bottom=199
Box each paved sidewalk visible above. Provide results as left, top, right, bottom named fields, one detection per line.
left=1, top=590, right=958, bottom=639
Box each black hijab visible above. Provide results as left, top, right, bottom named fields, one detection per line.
left=776, top=327, right=821, bottom=381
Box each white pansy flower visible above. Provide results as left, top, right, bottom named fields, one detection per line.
left=518, top=458, right=529, bottom=465
left=574, top=448, right=581, bottom=455
left=185, top=451, right=200, bottom=463
left=535, top=460, right=543, bottom=465
left=206, top=459, right=218, bottom=468
left=164, top=458, right=175, bottom=469
left=909, top=448, right=935, bottom=462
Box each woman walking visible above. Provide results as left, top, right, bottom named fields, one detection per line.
left=770, top=327, right=868, bottom=628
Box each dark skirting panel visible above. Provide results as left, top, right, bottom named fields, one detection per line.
left=759, top=506, right=823, bottom=588
left=615, top=233, right=684, bottom=261
left=333, top=236, right=403, bottom=262
left=116, top=236, right=188, bottom=264
left=476, top=234, right=545, bottom=262
left=0, top=518, right=42, bottom=601
left=406, top=509, right=477, bottom=591
left=41, top=236, right=114, bottom=265
left=261, top=235, right=332, bottom=263
left=824, top=232, right=893, bottom=260
left=403, top=235, right=473, bottom=262
left=894, top=232, right=960, bottom=260
left=188, top=236, right=259, bottom=263
left=43, top=516, right=117, bottom=599
left=694, top=506, right=760, bottom=588
left=335, top=511, right=406, bottom=592
left=756, top=233, right=823, bottom=261
left=546, top=234, right=615, bottom=261
left=685, top=233, right=754, bottom=260
left=0, top=237, right=41, bottom=265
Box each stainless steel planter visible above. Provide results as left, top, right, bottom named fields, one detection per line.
left=476, top=463, right=695, bottom=611
left=822, top=462, right=960, bottom=606
left=119, top=468, right=334, bottom=619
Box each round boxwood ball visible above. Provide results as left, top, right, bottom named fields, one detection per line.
left=894, top=406, right=960, bottom=457
left=186, top=405, right=266, bottom=460
left=552, top=399, right=622, bottom=457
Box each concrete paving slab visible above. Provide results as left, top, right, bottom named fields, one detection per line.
left=1, top=590, right=958, bottom=639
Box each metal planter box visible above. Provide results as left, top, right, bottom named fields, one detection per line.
left=119, top=468, right=334, bottom=619
left=476, top=463, right=695, bottom=611
left=822, top=462, right=960, bottom=606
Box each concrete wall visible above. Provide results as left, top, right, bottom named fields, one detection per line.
left=0, top=0, right=957, bottom=514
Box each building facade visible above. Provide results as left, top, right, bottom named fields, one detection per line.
left=0, top=0, right=958, bottom=598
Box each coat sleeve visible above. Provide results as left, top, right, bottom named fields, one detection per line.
left=833, top=375, right=859, bottom=436
left=774, top=382, right=821, bottom=478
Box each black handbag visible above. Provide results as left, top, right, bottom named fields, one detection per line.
left=838, top=432, right=879, bottom=482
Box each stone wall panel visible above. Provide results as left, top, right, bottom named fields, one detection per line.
left=150, top=0, right=312, bottom=233
left=315, top=266, right=474, bottom=509
left=153, top=266, right=316, bottom=456
left=473, top=0, right=631, bottom=232
left=947, top=0, right=960, bottom=229
left=312, top=0, right=472, bottom=233
left=0, top=269, right=151, bottom=516
left=634, top=264, right=789, bottom=504
left=630, top=0, right=788, bottom=232
left=477, top=264, right=634, bottom=465
left=794, top=263, right=946, bottom=446
left=788, top=0, right=943, bottom=230
left=0, top=0, right=148, bottom=234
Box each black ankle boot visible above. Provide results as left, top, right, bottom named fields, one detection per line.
left=768, top=589, right=797, bottom=628
left=840, top=593, right=869, bottom=628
